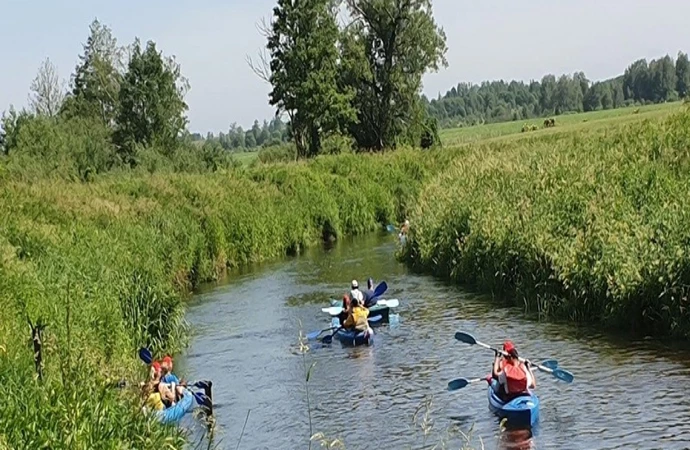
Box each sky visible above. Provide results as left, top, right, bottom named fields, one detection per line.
left=2, top=0, right=690, bottom=134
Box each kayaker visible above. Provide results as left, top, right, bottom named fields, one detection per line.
left=399, top=219, right=410, bottom=244
left=161, top=356, right=182, bottom=384
left=342, top=297, right=370, bottom=332
left=337, top=293, right=351, bottom=326
left=350, top=280, right=364, bottom=304
left=362, top=278, right=378, bottom=308
left=491, top=341, right=535, bottom=401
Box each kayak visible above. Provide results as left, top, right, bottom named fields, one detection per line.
left=334, top=327, right=374, bottom=347
left=154, top=389, right=195, bottom=424
left=487, top=379, right=539, bottom=427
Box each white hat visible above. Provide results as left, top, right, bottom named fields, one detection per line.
left=351, top=280, right=358, bottom=288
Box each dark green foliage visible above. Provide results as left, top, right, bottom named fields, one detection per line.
left=114, top=39, right=189, bottom=165
left=264, top=0, right=356, bottom=158
left=340, top=0, right=448, bottom=151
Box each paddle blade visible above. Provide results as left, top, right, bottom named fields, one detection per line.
left=541, top=359, right=558, bottom=370
left=193, top=391, right=212, bottom=409
left=454, top=332, right=477, bottom=345
left=386, top=224, right=396, bottom=233
left=381, top=299, right=399, bottom=308
left=368, top=315, right=382, bottom=322
left=373, top=281, right=388, bottom=299
left=306, top=330, right=324, bottom=340
left=138, top=347, right=153, bottom=365
left=192, top=380, right=212, bottom=390
left=552, top=368, right=574, bottom=384
left=321, top=335, right=334, bottom=344
left=447, top=378, right=470, bottom=391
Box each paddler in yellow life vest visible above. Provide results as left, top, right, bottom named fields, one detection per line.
left=342, top=297, right=370, bottom=332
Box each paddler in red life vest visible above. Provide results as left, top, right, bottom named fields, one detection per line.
left=491, top=340, right=536, bottom=401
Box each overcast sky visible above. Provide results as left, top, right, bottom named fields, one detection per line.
left=2, top=0, right=689, bottom=133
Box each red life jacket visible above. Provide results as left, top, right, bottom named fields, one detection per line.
left=503, top=363, right=528, bottom=393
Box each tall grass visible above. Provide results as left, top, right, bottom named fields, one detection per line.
left=0, top=148, right=454, bottom=448
left=402, top=106, right=690, bottom=338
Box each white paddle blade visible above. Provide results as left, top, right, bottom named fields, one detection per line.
left=322, top=306, right=343, bottom=315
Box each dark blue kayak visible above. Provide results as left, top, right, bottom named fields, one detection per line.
left=334, top=327, right=374, bottom=347
left=487, top=379, right=539, bottom=427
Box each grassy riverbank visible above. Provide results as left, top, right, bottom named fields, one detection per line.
left=402, top=104, right=690, bottom=338
left=0, top=149, right=457, bottom=448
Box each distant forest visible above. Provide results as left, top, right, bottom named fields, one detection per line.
left=193, top=51, right=690, bottom=146
left=425, top=52, right=690, bottom=128
left=189, top=117, right=290, bottom=151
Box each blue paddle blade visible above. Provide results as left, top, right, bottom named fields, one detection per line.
left=541, top=359, right=558, bottom=370
left=306, top=330, right=324, bottom=340
left=192, top=391, right=212, bottom=408
left=447, top=378, right=470, bottom=391
left=552, top=368, right=574, bottom=383
left=373, top=281, right=388, bottom=299
left=138, top=347, right=153, bottom=365
left=192, top=380, right=211, bottom=390
left=386, top=224, right=395, bottom=233
left=454, top=332, right=477, bottom=345
left=368, top=315, right=382, bottom=322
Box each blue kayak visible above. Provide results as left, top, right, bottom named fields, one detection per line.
left=334, top=327, right=374, bottom=347
left=487, top=380, right=539, bottom=427
left=154, top=389, right=195, bottom=424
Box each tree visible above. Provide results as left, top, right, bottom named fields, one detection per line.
left=0, top=107, right=34, bottom=155
left=28, top=58, right=66, bottom=117
left=676, top=52, right=690, bottom=98
left=253, top=0, right=356, bottom=158
left=341, top=0, right=448, bottom=150
left=64, top=19, right=123, bottom=126
left=114, top=39, right=189, bottom=164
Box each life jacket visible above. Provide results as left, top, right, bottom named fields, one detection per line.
left=503, top=362, right=528, bottom=394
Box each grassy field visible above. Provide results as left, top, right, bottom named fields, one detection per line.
left=403, top=103, right=690, bottom=338
left=439, top=102, right=682, bottom=146
left=231, top=150, right=259, bottom=166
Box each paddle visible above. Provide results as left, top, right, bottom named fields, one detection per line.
left=454, top=332, right=575, bottom=384
left=447, top=359, right=557, bottom=392
left=306, top=326, right=337, bottom=340
left=322, top=299, right=399, bottom=316
left=447, top=377, right=485, bottom=391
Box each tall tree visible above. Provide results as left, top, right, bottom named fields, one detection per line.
left=114, top=39, right=189, bottom=164
left=28, top=58, right=65, bottom=117
left=256, top=0, right=356, bottom=158
left=64, top=19, right=123, bottom=126
left=341, top=0, right=448, bottom=150
left=676, top=51, right=690, bottom=99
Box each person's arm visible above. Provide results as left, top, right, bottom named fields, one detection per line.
left=492, top=352, right=502, bottom=379
left=343, top=313, right=354, bottom=328
left=526, top=363, right=536, bottom=388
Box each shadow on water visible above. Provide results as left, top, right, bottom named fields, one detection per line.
left=177, top=232, right=690, bottom=450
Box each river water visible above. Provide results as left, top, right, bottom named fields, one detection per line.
left=177, top=233, right=690, bottom=450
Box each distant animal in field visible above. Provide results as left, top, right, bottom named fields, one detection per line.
left=522, top=124, right=539, bottom=132
left=543, top=118, right=555, bottom=128
left=633, top=108, right=640, bottom=114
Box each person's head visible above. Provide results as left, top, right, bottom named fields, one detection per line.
left=503, top=341, right=519, bottom=359
left=150, top=361, right=162, bottom=380
left=161, top=356, right=173, bottom=374
left=351, top=280, right=359, bottom=290
left=342, top=294, right=351, bottom=309
left=367, top=278, right=374, bottom=290
left=351, top=297, right=361, bottom=308
left=404, top=219, right=410, bottom=226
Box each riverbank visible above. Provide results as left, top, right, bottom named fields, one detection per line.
left=0, top=149, right=455, bottom=448
left=401, top=105, right=690, bottom=339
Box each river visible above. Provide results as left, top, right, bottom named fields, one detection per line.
left=176, top=232, right=690, bottom=450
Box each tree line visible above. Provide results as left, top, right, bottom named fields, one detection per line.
left=189, top=117, right=291, bottom=151
left=427, top=52, right=690, bottom=128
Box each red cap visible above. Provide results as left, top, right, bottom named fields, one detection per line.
left=503, top=340, right=516, bottom=353
left=162, top=356, right=173, bottom=365
left=151, top=361, right=161, bottom=372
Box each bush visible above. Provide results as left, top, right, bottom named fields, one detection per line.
left=258, top=144, right=297, bottom=164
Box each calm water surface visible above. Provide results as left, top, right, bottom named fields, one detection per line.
left=177, top=233, right=690, bottom=450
